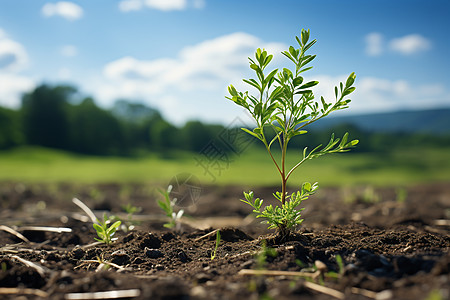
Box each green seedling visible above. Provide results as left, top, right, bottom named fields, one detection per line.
left=120, top=203, right=142, bottom=232
left=210, top=230, right=221, bottom=260
left=93, top=213, right=121, bottom=245
left=255, top=240, right=278, bottom=269
left=226, top=29, right=358, bottom=237
left=157, top=185, right=184, bottom=229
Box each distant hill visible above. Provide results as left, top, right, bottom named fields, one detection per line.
left=311, top=108, right=450, bottom=135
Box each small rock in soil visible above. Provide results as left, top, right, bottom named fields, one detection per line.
left=111, top=250, right=130, bottom=265
left=195, top=272, right=212, bottom=283
left=177, top=249, right=189, bottom=262
left=69, top=248, right=85, bottom=260
left=140, top=233, right=162, bottom=249
left=145, top=248, right=164, bottom=258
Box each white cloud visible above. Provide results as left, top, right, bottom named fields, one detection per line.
left=91, top=32, right=286, bottom=124
left=146, top=0, right=186, bottom=11
left=389, top=34, right=431, bottom=55
left=0, top=73, right=35, bottom=108
left=364, top=32, right=431, bottom=56
left=118, top=0, right=205, bottom=12
left=102, top=32, right=285, bottom=96
left=365, top=32, right=383, bottom=56
left=0, top=28, right=34, bottom=108
left=41, top=2, right=84, bottom=21
left=118, top=0, right=143, bottom=12
left=60, top=45, right=78, bottom=57
left=0, top=29, right=28, bottom=72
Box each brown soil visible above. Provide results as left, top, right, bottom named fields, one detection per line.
left=0, top=182, right=449, bottom=300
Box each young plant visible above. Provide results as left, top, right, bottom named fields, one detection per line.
left=157, top=185, right=184, bottom=230
left=210, top=230, right=221, bottom=260
left=120, top=203, right=142, bottom=232
left=226, top=29, right=358, bottom=237
left=93, top=213, right=121, bottom=245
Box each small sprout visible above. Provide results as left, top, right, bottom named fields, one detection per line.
left=210, top=230, right=221, bottom=260
left=157, top=185, right=184, bottom=230
left=118, top=203, right=142, bottom=232
left=255, top=240, right=277, bottom=269
left=93, top=213, right=121, bottom=245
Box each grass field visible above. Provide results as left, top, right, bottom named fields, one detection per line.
left=0, top=145, right=449, bottom=187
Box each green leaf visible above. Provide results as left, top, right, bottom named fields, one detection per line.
left=346, top=72, right=356, bottom=87
left=301, top=55, right=316, bottom=66
left=342, top=87, right=356, bottom=96
left=301, top=29, right=309, bottom=45
left=93, top=223, right=103, bottom=232
left=298, top=66, right=313, bottom=74
left=299, top=81, right=319, bottom=89
left=289, top=46, right=297, bottom=58
left=250, top=63, right=258, bottom=71
left=293, top=76, right=304, bottom=87
left=304, top=39, right=317, bottom=52
left=243, top=79, right=261, bottom=92
left=228, top=85, right=237, bottom=96
left=241, top=127, right=261, bottom=139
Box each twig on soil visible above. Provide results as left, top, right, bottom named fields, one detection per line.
left=350, top=287, right=393, bottom=300
left=434, top=219, right=450, bottom=226
left=76, top=259, right=130, bottom=272
left=303, top=281, right=345, bottom=299
left=0, top=225, right=30, bottom=243
left=15, top=226, right=72, bottom=233
left=238, top=269, right=321, bottom=280
left=78, top=241, right=104, bottom=250
left=10, top=254, right=50, bottom=277
left=194, top=229, right=219, bottom=241
left=72, top=198, right=98, bottom=224
left=64, top=289, right=141, bottom=299
left=0, top=287, right=49, bottom=298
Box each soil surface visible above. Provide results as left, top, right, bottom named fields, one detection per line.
left=0, top=181, right=449, bottom=300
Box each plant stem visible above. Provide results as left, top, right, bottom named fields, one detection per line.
left=281, top=133, right=288, bottom=205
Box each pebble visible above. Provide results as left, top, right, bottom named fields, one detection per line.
left=177, top=250, right=189, bottom=262
left=145, top=248, right=164, bottom=258
left=195, top=273, right=212, bottom=283
left=190, top=286, right=207, bottom=298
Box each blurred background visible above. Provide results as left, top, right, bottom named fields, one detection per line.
left=0, top=0, right=449, bottom=187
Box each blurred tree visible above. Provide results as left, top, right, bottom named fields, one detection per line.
left=69, top=97, right=125, bottom=155
left=180, top=121, right=215, bottom=152
left=112, top=100, right=161, bottom=150
left=22, top=84, right=74, bottom=149
left=0, top=107, right=24, bottom=149
left=150, top=117, right=179, bottom=150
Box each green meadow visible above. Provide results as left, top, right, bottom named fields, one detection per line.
left=0, top=145, right=449, bottom=187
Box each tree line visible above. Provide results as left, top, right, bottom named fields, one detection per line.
left=0, top=84, right=448, bottom=156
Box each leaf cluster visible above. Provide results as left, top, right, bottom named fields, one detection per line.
left=93, top=214, right=121, bottom=245
left=226, top=29, right=358, bottom=162
left=241, top=182, right=318, bottom=231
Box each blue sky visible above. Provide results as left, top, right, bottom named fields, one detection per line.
left=0, top=0, right=449, bottom=125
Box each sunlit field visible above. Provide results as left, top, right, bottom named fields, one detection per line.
left=1, top=145, right=448, bottom=187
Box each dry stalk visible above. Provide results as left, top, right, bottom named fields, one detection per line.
left=64, top=289, right=141, bottom=299
left=194, top=229, right=219, bottom=241
left=16, top=226, right=72, bottom=233
left=238, top=269, right=321, bottom=280
left=303, top=281, right=345, bottom=299
left=0, top=287, right=49, bottom=298
left=0, top=225, right=30, bottom=243
left=72, top=198, right=98, bottom=223
left=10, top=255, right=50, bottom=277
